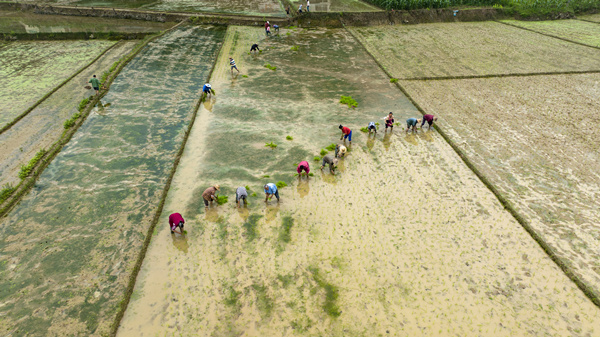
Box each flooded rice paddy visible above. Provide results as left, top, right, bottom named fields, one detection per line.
left=0, top=25, right=224, bottom=336
left=500, top=19, right=600, bottom=47
left=0, top=11, right=175, bottom=34
left=349, top=22, right=600, bottom=79
left=0, top=40, right=116, bottom=127
left=401, top=73, right=600, bottom=303
left=117, top=26, right=600, bottom=336
left=0, top=41, right=136, bottom=188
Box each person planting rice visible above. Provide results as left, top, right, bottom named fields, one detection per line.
left=264, top=183, right=280, bottom=202
left=88, top=74, right=101, bottom=96
left=202, top=83, right=212, bottom=97
left=202, top=184, right=220, bottom=207
left=339, top=125, right=352, bottom=144
left=236, top=186, right=248, bottom=207
left=320, top=154, right=338, bottom=173
left=266, top=25, right=271, bottom=36
left=406, top=118, right=421, bottom=132
left=250, top=43, right=260, bottom=53
left=335, top=144, right=347, bottom=158
left=229, top=57, right=239, bottom=75
left=421, top=114, right=438, bottom=129
left=368, top=121, right=377, bottom=134
left=168, top=212, right=185, bottom=235
left=385, top=112, right=395, bottom=130
left=297, top=161, right=310, bottom=177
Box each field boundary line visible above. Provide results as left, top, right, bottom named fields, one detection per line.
left=345, top=25, right=600, bottom=309
left=576, top=18, right=600, bottom=25
left=108, top=24, right=226, bottom=337
left=0, top=25, right=184, bottom=219
left=0, top=40, right=120, bottom=135
left=401, top=69, right=600, bottom=81
left=495, top=20, right=600, bottom=51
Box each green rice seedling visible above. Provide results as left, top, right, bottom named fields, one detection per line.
left=264, top=63, right=277, bottom=71
left=308, top=173, right=314, bottom=177
left=78, top=97, right=90, bottom=112
left=313, top=156, right=321, bottom=162
left=265, top=142, right=277, bottom=148
left=63, top=112, right=82, bottom=129
left=210, top=88, right=216, bottom=95
left=182, top=230, right=188, bottom=235
left=286, top=32, right=291, bottom=36
left=360, top=127, right=369, bottom=133
left=286, top=135, right=293, bottom=140
left=0, top=184, right=16, bottom=203
left=100, top=71, right=110, bottom=84
left=279, top=216, right=294, bottom=243
left=390, top=78, right=399, bottom=83
left=276, top=181, right=287, bottom=188
left=339, top=95, right=357, bottom=108
left=290, top=45, right=299, bottom=51
left=245, top=185, right=251, bottom=191
left=325, top=143, right=336, bottom=151
left=320, top=149, right=328, bottom=156
left=242, top=75, right=248, bottom=78
left=375, top=122, right=380, bottom=126
left=215, top=195, right=228, bottom=205
left=251, top=192, right=257, bottom=197
left=18, top=149, right=46, bottom=179
left=263, top=175, right=270, bottom=178
left=109, top=61, right=119, bottom=72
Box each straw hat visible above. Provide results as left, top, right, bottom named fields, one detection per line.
left=214, top=184, right=220, bottom=191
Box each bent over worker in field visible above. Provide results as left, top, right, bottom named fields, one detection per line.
left=202, top=184, right=220, bottom=207
left=236, top=186, right=248, bottom=207
left=335, top=144, right=347, bottom=158
left=320, top=155, right=338, bottom=173
left=367, top=121, right=377, bottom=134
left=385, top=112, right=395, bottom=130
left=406, top=118, right=421, bottom=133
left=250, top=43, right=260, bottom=53
left=264, top=183, right=280, bottom=202
left=339, top=125, right=352, bottom=144
left=421, top=114, right=438, bottom=129
left=297, top=161, right=310, bottom=177
left=202, top=83, right=212, bottom=97
left=168, top=212, right=185, bottom=235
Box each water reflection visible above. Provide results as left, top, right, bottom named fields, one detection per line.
left=171, top=234, right=189, bottom=253
left=383, top=130, right=392, bottom=151
left=297, top=178, right=310, bottom=198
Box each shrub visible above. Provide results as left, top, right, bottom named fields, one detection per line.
left=360, top=127, right=369, bottom=133
left=340, top=95, right=357, bottom=108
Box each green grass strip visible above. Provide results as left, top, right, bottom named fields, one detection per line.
left=345, top=25, right=600, bottom=309
left=0, top=41, right=120, bottom=135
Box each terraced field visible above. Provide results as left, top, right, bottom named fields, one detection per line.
left=501, top=19, right=600, bottom=47
left=117, top=26, right=600, bottom=337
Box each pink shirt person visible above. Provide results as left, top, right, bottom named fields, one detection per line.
left=168, top=213, right=185, bottom=233
left=297, top=161, right=310, bottom=175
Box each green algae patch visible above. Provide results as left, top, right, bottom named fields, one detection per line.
left=242, top=214, right=263, bottom=242
left=309, top=266, right=341, bottom=318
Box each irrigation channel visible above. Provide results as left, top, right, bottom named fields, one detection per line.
left=116, top=26, right=600, bottom=336
left=0, top=25, right=224, bottom=336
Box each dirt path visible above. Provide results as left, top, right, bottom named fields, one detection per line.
left=0, top=41, right=136, bottom=188
left=118, top=27, right=600, bottom=336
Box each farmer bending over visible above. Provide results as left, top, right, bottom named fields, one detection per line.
left=320, top=155, right=338, bottom=173
left=250, top=44, right=260, bottom=53
left=297, top=161, right=310, bottom=177
left=339, top=125, right=352, bottom=144
left=335, top=144, right=347, bottom=158
left=168, top=212, right=185, bottom=235
left=88, top=74, right=101, bottom=96
left=202, top=83, right=212, bottom=97
left=202, top=184, right=220, bottom=207
left=264, top=183, right=280, bottom=202
left=385, top=112, right=395, bottom=130
left=421, top=114, right=438, bottom=129
left=236, top=186, right=248, bottom=207
left=406, top=118, right=421, bottom=133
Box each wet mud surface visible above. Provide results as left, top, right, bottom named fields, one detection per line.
left=0, top=41, right=136, bottom=188
left=501, top=19, right=600, bottom=47
left=0, top=40, right=116, bottom=127
left=118, top=27, right=600, bottom=336
left=401, top=73, right=600, bottom=304
left=579, top=14, right=600, bottom=23
left=0, top=26, right=224, bottom=336
left=0, top=10, right=175, bottom=34
left=289, top=0, right=380, bottom=12
left=350, top=22, right=600, bottom=79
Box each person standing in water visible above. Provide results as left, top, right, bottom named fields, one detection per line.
left=264, top=183, right=280, bottom=202
left=421, top=114, right=438, bottom=129
left=202, top=83, right=212, bottom=98
left=406, top=118, right=421, bottom=132
left=339, top=125, right=352, bottom=144
left=385, top=112, right=395, bottom=130
left=335, top=144, right=347, bottom=158
left=236, top=186, right=248, bottom=207
left=367, top=121, right=377, bottom=134
left=264, top=21, right=270, bottom=33
left=320, top=155, right=338, bottom=173
left=229, top=57, right=239, bottom=75
left=297, top=161, right=310, bottom=177
left=168, top=212, right=185, bottom=235
left=202, top=184, right=220, bottom=207
left=88, top=74, right=101, bottom=96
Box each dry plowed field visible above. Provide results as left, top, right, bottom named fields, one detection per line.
left=349, top=22, right=600, bottom=79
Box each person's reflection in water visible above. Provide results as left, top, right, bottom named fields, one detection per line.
left=171, top=234, right=189, bottom=254
left=420, top=129, right=434, bottom=142
left=297, top=178, right=310, bottom=198
left=205, top=207, right=219, bottom=222
left=237, top=205, right=250, bottom=222
left=203, top=97, right=216, bottom=112
left=265, top=203, right=280, bottom=223
left=383, top=131, right=392, bottom=151
left=404, top=132, right=418, bottom=146
left=367, top=132, right=375, bottom=151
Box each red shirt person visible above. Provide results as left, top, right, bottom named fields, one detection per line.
left=297, top=161, right=310, bottom=176
left=339, top=125, right=352, bottom=144
left=168, top=213, right=185, bottom=234
left=421, top=114, right=438, bottom=129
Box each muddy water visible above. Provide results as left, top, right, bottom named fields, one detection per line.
left=118, top=27, right=600, bottom=336
left=0, top=40, right=116, bottom=127
left=349, top=22, right=600, bottom=79
left=0, top=10, right=175, bottom=34
left=0, top=41, right=136, bottom=188
left=0, top=26, right=224, bottom=336
left=401, top=74, right=600, bottom=306
left=288, top=0, right=380, bottom=12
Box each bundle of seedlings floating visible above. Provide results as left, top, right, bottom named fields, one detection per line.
left=290, top=45, right=299, bottom=51
left=320, top=149, right=328, bottom=156
left=313, top=156, right=321, bottom=161
left=390, top=78, right=399, bottom=83
left=276, top=181, right=287, bottom=188
left=264, top=63, right=277, bottom=71
left=360, top=127, right=369, bottom=132
left=340, top=95, right=357, bottom=108
left=286, top=135, right=293, bottom=140
left=265, top=142, right=277, bottom=148
left=325, top=143, right=336, bottom=151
